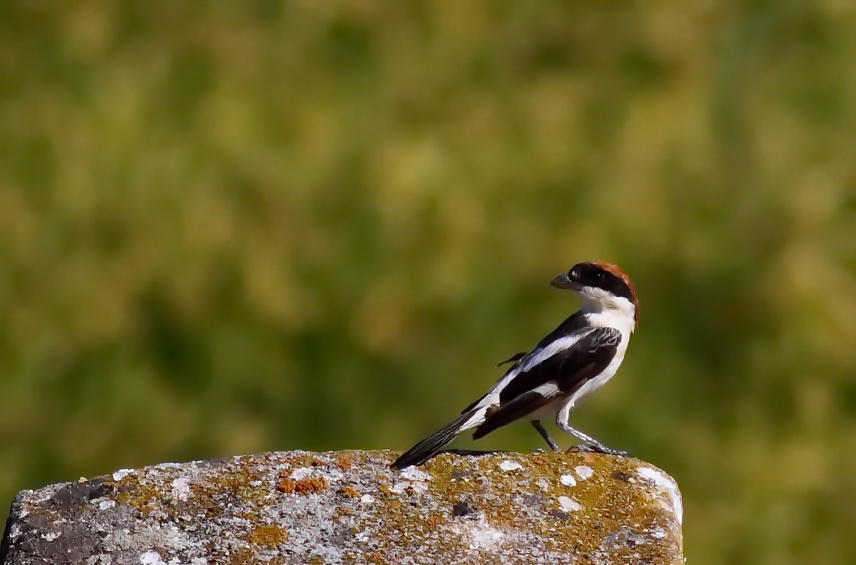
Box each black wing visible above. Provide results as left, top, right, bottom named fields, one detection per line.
left=531, top=310, right=592, bottom=350
left=472, top=327, right=621, bottom=440
left=460, top=311, right=593, bottom=416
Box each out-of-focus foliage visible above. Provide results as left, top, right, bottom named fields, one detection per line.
left=1, top=2, right=855, bottom=563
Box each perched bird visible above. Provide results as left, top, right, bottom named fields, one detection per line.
left=392, top=261, right=638, bottom=469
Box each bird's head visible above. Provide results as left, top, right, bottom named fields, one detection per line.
left=551, top=262, right=638, bottom=327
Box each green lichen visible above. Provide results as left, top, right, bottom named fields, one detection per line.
left=66, top=450, right=679, bottom=563
left=348, top=450, right=680, bottom=562
left=108, top=456, right=275, bottom=517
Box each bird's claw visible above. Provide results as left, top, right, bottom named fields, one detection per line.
left=568, top=443, right=629, bottom=457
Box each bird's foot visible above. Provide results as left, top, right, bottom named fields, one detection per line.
left=568, top=442, right=629, bottom=457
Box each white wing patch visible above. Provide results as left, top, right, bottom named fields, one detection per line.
left=520, top=331, right=592, bottom=373
left=458, top=329, right=597, bottom=431
left=531, top=382, right=561, bottom=397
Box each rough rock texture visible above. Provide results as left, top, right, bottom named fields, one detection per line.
left=1, top=450, right=683, bottom=564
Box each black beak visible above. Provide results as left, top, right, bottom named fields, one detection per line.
left=550, top=273, right=579, bottom=290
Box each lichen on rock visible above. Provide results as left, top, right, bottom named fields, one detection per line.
left=0, top=450, right=683, bottom=564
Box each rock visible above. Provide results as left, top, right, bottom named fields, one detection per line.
left=0, top=450, right=683, bottom=564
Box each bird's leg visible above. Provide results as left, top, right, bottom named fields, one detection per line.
left=571, top=442, right=629, bottom=457
left=555, top=418, right=628, bottom=457
left=531, top=420, right=559, bottom=451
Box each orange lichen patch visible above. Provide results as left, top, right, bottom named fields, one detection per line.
left=277, top=478, right=297, bottom=494
left=340, top=486, right=360, bottom=498
left=426, top=515, right=443, bottom=527
left=334, top=453, right=356, bottom=470
left=277, top=476, right=329, bottom=494
left=247, top=523, right=288, bottom=548
left=310, top=459, right=326, bottom=467
left=294, top=477, right=329, bottom=494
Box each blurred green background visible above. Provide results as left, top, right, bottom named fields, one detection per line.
left=2, top=1, right=856, bottom=563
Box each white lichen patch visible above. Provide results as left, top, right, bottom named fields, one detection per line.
left=557, top=496, right=581, bottom=512
left=409, top=481, right=429, bottom=493
left=399, top=467, right=430, bottom=481
left=311, top=547, right=344, bottom=563
left=360, top=494, right=374, bottom=504
left=42, top=531, right=61, bottom=541
left=444, top=514, right=508, bottom=552
left=469, top=525, right=505, bottom=549
left=389, top=482, right=408, bottom=494
left=560, top=474, right=577, bottom=487
left=162, top=524, right=189, bottom=550
left=99, top=500, right=116, bottom=511
left=170, top=478, right=191, bottom=501
left=289, top=467, right=313, bottom=480
left=156, top=462, right=183, bottom=470
left=574, top=466, right=594, bottom=480
left=113, top=469, right=133, bottom=481
left=139, top=550, right=167, bottom=565
left=499, top=460, right=522, bottom=472
left=388, top=466, right=431, bottom=494
left=636, top=466, right=683, bottom=525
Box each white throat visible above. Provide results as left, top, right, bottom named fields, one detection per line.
left=578, top=291, right=636, bottom=334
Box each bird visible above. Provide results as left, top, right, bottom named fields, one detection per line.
left=391, top=261, right=638, bottom=469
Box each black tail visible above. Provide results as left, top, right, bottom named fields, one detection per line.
left=391, top=412, right=474, bottom=469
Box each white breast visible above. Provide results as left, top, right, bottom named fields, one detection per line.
left=559, top=308, right=633, bottom=411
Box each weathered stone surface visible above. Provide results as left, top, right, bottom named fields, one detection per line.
left=1, top=450, right=683, bottom=564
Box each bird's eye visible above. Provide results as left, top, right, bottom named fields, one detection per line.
left=591, top=271, right=606, bottom=286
